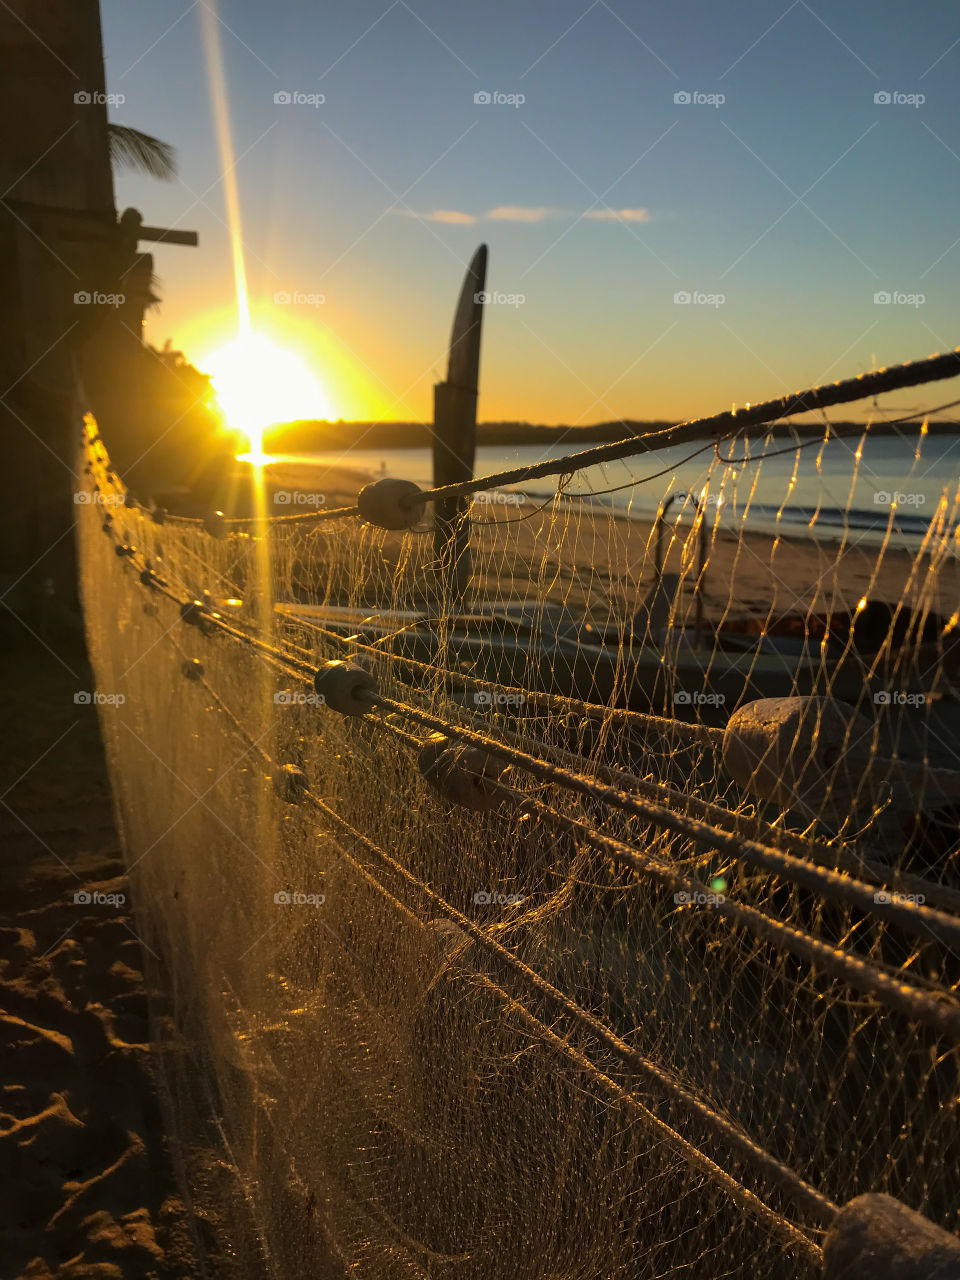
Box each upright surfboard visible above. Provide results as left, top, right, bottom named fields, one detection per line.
left=432, top=244, right=487, bottom=603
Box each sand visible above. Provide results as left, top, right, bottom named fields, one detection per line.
left=0, top=639, right=234, bottom=1279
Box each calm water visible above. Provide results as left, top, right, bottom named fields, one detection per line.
left=288, top=433, right=960, bottom=550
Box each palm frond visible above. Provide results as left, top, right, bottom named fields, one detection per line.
left=108, top=124, right=177, bottom=181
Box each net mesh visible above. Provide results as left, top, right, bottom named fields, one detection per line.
left=76, top=410, right=960, bottom=1280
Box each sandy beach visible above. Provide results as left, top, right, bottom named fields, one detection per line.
left=0, top=639, right=231, bottom=1279
left=258, top=456, right=960, bottom=627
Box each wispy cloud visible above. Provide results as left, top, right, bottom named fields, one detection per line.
left=420, top=208, right=478, bottom=224
left=584, top=208, right=651, bottom=223
left=485, top=205, right=555, bottom=222
left=395, top=206, right=653, bottom=225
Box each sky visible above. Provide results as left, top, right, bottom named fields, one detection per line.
left=101, top=0, right=960, bottom=427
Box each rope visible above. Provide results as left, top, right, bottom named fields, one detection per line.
left=359, top=691, right=960, bottom=1040
left=164, top=638, right=831, bottom=1251
left=489, top=723, right=960, bottom=945
left=402, top=346, right=960, bottom=506
left=277, top=606, right=724, bottom=748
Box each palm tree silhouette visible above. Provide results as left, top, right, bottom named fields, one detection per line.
left=107, top=124, right=176, bottom=181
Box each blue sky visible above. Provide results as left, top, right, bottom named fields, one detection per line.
left=102, top=0, right=960, bottom=424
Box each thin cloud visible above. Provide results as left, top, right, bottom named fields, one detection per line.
left=584, top=208, right=651, bottom=223
left=420, top=209, right=478, bottom=224
left=484, top=206, right=554, bottom=223
left=395, top=206, right=652, bottom=225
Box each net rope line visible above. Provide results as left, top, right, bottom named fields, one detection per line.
left=82, top=344, right=960, bottom=530
left=367, top=694, right=960, bottom=990
left=258, top=623, right=960, bottom=909
left=127, top=547, right=960, bottom=1045
left=161, top=635, right=832, bottom=1253
left=363, top=695, right=960, bottom=1040
left=275, top=606, right=725, bottom=749
left=126, top=544, right=960, bottom=952
left=485, top=718, right=960, bottom=936
left=408, top=346, right=960, bottom=508
left=273, top=609, right=960, bottom=915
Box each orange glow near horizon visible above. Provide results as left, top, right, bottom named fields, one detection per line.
left=203, top=332, right=334, bottom=460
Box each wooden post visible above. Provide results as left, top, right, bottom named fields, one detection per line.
left=432, top=244, right=487, bottom=606
left=822, top=1194, right=960, bottom=1280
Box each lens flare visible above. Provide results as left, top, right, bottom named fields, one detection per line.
left=204, top=333, right=333, bottom=461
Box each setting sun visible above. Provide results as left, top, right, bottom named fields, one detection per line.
left=203, top=332, right=333, bottom=460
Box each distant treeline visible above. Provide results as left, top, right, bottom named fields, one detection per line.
left=264, top=417, right=959, bottom=452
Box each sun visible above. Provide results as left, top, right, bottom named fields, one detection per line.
left=203, top=332, right=333, bottom=461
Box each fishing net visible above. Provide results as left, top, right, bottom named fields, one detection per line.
left=76, top=401, right=960, bottom=1280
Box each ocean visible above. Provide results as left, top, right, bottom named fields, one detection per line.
left=286, top=432, right=960, bottom=551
